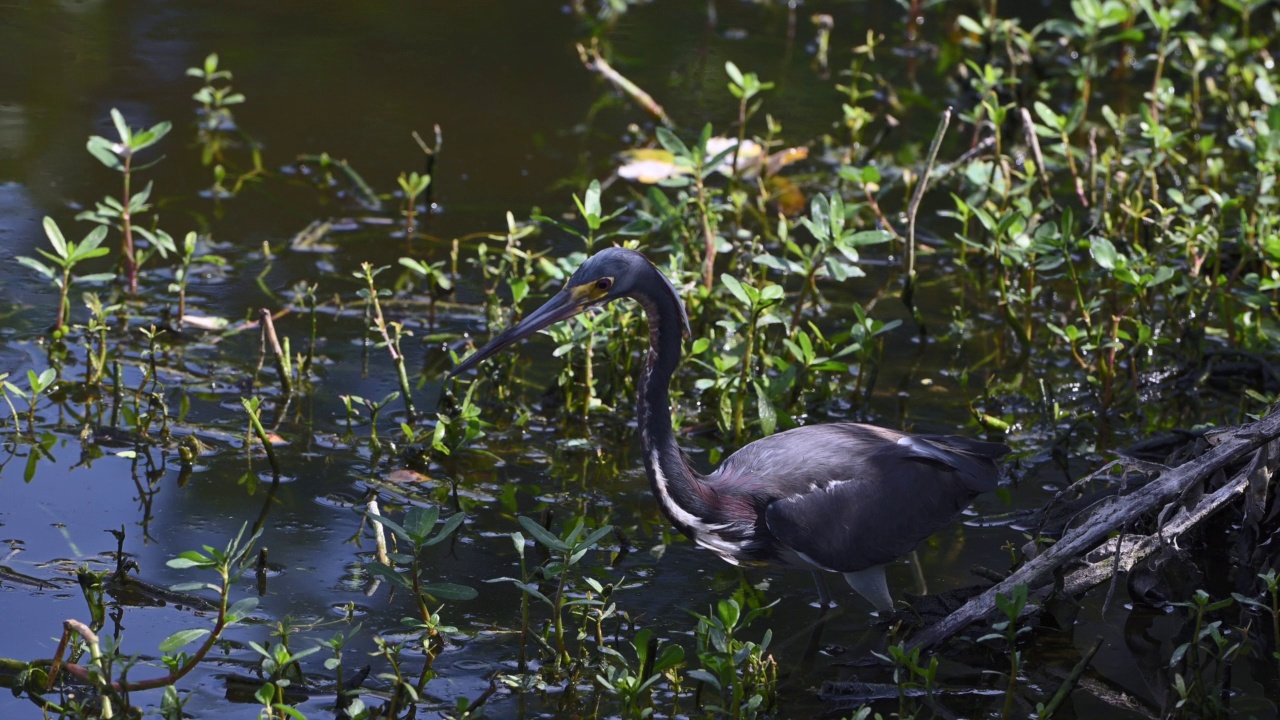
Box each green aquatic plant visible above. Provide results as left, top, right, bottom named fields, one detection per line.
left=1165, top=589, right=1245, bottom=719
left=359, top=262, right=417, bottom=422
left=398, top=170, right=431, bottom=237
left=2, top=368, right=56, bottom=434
left=364, top=504, right=475, bottom=611
left=187, top=52, right=262, bottom=196
left=490, top=515, right=613, bottom=670
left=78, top=108, right=172, bottom=295
left=362, top=505, right=472, bottom=714
left=977, top=583, right=1030, bottom=719
left=16, top=218, right=113, bottom=336
left=687, top=597, right=777, bottom=719
left=873, top=641, right=939, bottom=720
left=595, top=627, right=686, bottom=719
left=26, top=525, right=264, bottom=717
left=724, top=61, right=774, bottom=187
left=399, top=255, right=453, bottom=328
left=654, top=124, right=730, bottom=289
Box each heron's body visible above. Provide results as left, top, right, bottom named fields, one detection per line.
left=453, top=247, right=1008, bottom=610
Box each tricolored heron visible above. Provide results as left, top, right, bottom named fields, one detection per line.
left=451, top=247, right=1008, bottom=610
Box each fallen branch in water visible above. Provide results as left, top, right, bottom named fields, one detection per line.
left=1059, top=439, right=1276, bottom=598
left=577, top=41, right=673, bottom=128
left=912, top=410, right=1280, bottom=650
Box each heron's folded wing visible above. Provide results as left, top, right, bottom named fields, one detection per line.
left=764, top=457, right=983, bottom=572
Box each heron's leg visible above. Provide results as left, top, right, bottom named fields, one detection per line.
left=843, top=565, right=893, bottom=612
left=811, top=570, right=834, bottom=607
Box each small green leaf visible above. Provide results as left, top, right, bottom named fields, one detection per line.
left=31, top=369, right=55, bottom=392
left=364, top=561, right=412, bottom=590
left=655, top=127, right=690, bottom=159
left=513, top=581, right=552, bottom=606
left=226, top=597, right=259, bottom=623
left=15, top=256, right=55, bottom=280
left=78, top=273, right=118, bottom=284
left=110, top=108, right=131, bottom=144
left=74, top=226, right=111, bottom=260
left=159, top=628, right=210, bottom=653
left=403, top=505, right=440, bottom=542
left=721, top=274, right=750, bottom=307
left=420, top=582, right=479, bottom=601
left=754, top=381, right=777, bottom=436
left=686, top=669, right=721, bottom=690
left=653, top=643, right=685, bottom=673
left=423, top=511, right=466, bottom=546
left=42, top=217, right=69, bottom=259
left=1033, top=101, right=1063, bottom=129
left=578, top=524, right=614, bottom=550
left=168, top=581, right=213, bottom=593
left=517, top=515, right=569, bottom=552
left=725, top=61, right=745, bottom=87
left=1089, top=236, right=1120, bottom=270
left=86, top=136, right=123, bottom=171
left=1256, top=75, right=1277, bottom=106
left=366, top=512, right=412, bottom=543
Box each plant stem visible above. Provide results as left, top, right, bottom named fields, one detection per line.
left=732, top=306, right=758, bottom=440
left=904, top=107, right=951, bottom=323
left=122, top=154, right=137, bottom=295
left=259, top=309, right=293, bottom=395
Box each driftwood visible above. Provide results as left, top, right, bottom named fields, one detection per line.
left=576, top=42, right=673, bottom=128
left=912, top=409, right=1280, bottom=650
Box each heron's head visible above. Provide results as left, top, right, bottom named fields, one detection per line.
left=450, top=247, right=688, bottom=377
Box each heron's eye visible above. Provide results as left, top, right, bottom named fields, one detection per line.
left=596, top=277, right=613, bottom=292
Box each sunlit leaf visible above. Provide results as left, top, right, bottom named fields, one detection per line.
left=109, top=108, right=131, bottom=144
left=226, top=597, right=259, bottom=623
left=159, top=629, right=210, bottom=653
left=86, top=136, right=123, bottom=171
left=15, top=256, right=55, bottom=280
left=1088, top=236, right=1120, bottom=270
left=41, top=217, right=69, bottom=259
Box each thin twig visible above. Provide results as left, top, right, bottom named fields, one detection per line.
left=1019, top=107, right=1055, bottom=204
left=412, top=125, right=443, bottom=211
left=903, top=107, right=952, bottom=325
left=577, top=42, right=674, bottom=128
left=368, top=495, right=390, bottom=566
left=259, top=308, right=292, bottom=395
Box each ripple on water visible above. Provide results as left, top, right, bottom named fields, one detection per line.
left=330, top=602, right=371, bottom=618
left=315, top=493, right=362, bottom=509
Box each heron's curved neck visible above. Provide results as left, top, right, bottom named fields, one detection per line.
left=633, top=276, right=714, bottom=535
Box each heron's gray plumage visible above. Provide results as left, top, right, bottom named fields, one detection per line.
left=690, top=425, right=1006, bottom=574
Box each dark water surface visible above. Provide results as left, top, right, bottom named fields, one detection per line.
left=0, top=2, right=1267, bottom=719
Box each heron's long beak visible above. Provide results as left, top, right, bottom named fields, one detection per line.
left=449, top=286, right=594, bottom=377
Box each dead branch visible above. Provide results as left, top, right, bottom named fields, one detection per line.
left=912, top=410, right=1280, bottom=650
left=576, top=42, right=673, bottom=128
